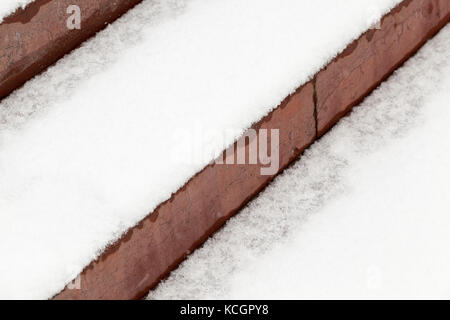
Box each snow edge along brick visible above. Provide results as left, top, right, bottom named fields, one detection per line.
left=51, top=0, right=450, bottom=300
left=0, top=0, right=144, bottom=101
left=316, top=0, right=450, bottom=135
left=0, top=0, right=35, bottom=24
left=1, top=0, right=407, bottom=300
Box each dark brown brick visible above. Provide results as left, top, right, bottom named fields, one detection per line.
left=316, top=0, right=450, bottom=136
left=0, top=0, right=144, bottom=100
left=54, top=82, right=315, bottom=300
left=7, top=0, right=448, bottom=300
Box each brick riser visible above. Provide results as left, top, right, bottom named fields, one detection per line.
left=2, top=0, right=447, bottom=300
left=316, top=0, right=450, bottom=136
left=0, top=0, right=144, bottom=101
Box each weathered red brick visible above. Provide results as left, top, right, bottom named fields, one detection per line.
left=0, top=0, right=143, bottom=100
left=316, top=0, right=449, bottom=136
left=438, top=0, right=450, bottom=19
left=6, top=0, right=448, bottom=300
left=54, top=82, right=316, bottom=300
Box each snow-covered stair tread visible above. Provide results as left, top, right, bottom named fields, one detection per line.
left=2, top=0, right=443, bottom=299
left=149, top=24, right=450, bottom=300
left=0, top=0, right=34, bottom=23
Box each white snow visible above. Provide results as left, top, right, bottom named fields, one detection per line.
left=0, top=0, right=35, bottom=23
left=148, top=24, right=450, bottom=300
left=0, top=0, right=402, bottom=299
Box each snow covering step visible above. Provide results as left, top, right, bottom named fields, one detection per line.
left=0, top=0, right=143, bottom=100
left=0, top=0, right=448, bottom=299
left=316, top=0, right=450, bottom=136
left=55, top=0, right=449, bottom=300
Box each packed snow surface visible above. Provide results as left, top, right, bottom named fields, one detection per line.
left=148, top=25, right=450, bottom=300
left=1, top=0, right=401, bottom=299
left=0, top=0, right=35, bottom=23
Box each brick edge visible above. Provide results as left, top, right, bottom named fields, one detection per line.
left=4, top=0, right=446, bottom=300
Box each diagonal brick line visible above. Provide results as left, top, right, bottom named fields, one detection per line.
left=1, top=0, right=447, bottom=300
left=52, top=0, right=449, bottom=300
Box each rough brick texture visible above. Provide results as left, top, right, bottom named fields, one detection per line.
left=54, top=83, right=315, bottom=300
left=3, top=0, right=448, bottom=300
left=316, top=0, right=450, bottom=136
left=0, top=0, right=143, bottom=100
